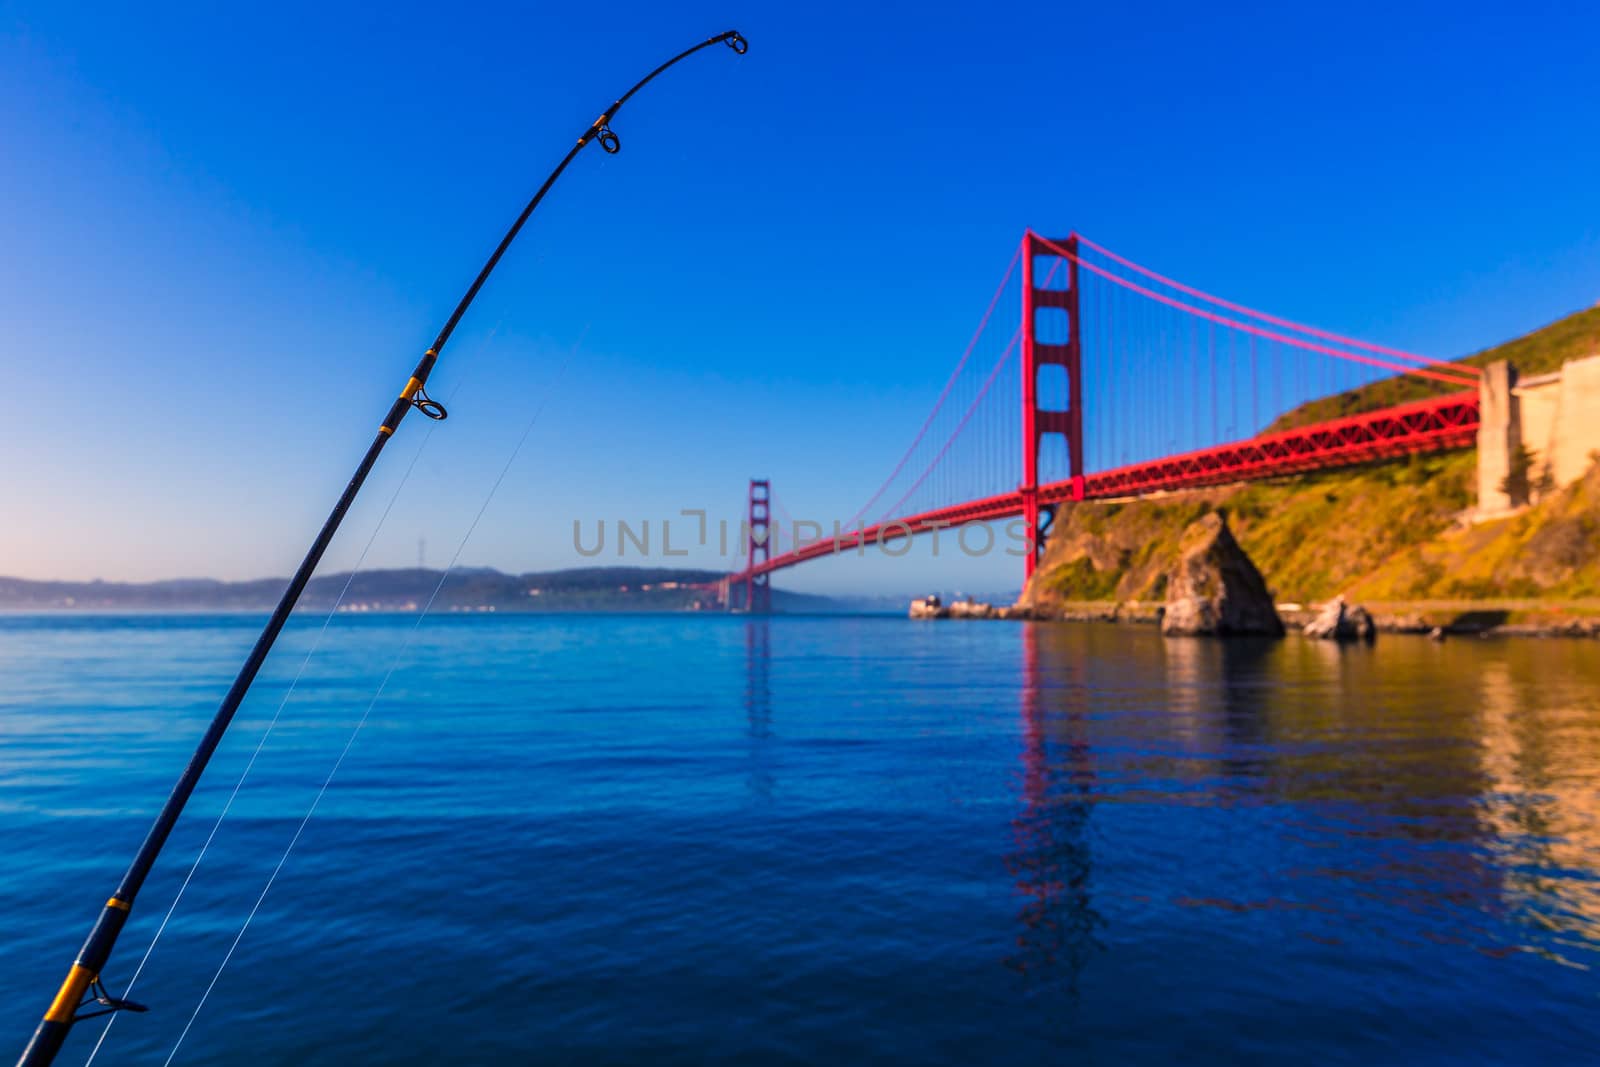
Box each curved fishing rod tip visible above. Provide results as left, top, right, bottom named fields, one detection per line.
left=723, top=30, right=748, bottom=54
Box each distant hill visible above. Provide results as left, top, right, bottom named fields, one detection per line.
left=0, top=566, right=841, bottom=614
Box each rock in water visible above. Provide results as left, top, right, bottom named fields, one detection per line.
left=1346, top=603, right=1377, bottom=643
left=1161, top=512, right=1285, bottom=638
left=1304, top=596, right=1378, bottom=643
left=910, top=595, right=997, bottom=620
left=947, top=598, right=997, bottom=619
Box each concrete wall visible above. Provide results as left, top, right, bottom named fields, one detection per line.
left=1516, top=371, right=1561, bottom=486
left=1478, top=352, right=1600, bottom=515
left=1552, top=353, right=1600, bottom=485
left=1477, top=360, right=1521, bottom=514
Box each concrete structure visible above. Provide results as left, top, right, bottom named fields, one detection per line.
left=1477, top=360, right=1523, bottom=513
left=1478, top=353, right=1600, bottom=515
left=1523, top=353, right=1600, bottom=488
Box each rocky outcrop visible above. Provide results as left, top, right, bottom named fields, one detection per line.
left=909, top=595, right=1002, bottom=620
left=948, top=599, right=999, bottom=619
left=1161, top=512, right=1285, bottom=638
left=1304, top=597, right=1377, bottom=643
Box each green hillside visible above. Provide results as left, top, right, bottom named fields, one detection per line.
left=1021, top=305, right=1600, bottom=613
left=1021, top=450, right=1600, bottom=612
left=1020, top=450, right=1476, bottom=607
left=1268, top=304, right=1600, bottom=432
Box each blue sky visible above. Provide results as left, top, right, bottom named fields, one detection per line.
left=4, top=1, right=1598, bottom=596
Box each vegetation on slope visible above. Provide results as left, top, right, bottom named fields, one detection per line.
left=1267, top=305, right=1600, bottom=433
left=1355, top=459, right=1600, bottom=600
left=1024, top=304, right=1600, bottom=614
left=1022, top=449, right=1600, bottom=610
left=1020, top=450, right=1477, bottom=608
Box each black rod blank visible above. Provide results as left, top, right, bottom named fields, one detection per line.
left=16, top=29, right=745, bottom=1067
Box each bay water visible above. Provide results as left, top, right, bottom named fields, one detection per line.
left=2, top=614, right=1597, bottom=1064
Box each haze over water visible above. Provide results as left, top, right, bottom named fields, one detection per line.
left=2, top=613, right=1597, bottom=1064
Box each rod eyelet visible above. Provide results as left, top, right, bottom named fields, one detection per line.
left=597, top=125, right=621, bottom=154
left=725, top=32, right=748, bottom=54
left=411, top=386, right=448, bottom=420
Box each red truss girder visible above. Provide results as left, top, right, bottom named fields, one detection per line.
left=722, top=390, right=1480, bottom=584
left=1060, top=389, right=1479, bottom=502
left=724, top=488, right=1026, bottom=582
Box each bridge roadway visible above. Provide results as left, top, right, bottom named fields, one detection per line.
left=727, top=388, right=1479, bottom=585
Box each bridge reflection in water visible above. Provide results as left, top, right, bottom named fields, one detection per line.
left=743, top=618, right=775, bottom=802
left=998, top=622, right=1600, bottom=1016
left=721, top=614, right=1600, bottom=1057
left=1008, top=623, right=1103, bottom=994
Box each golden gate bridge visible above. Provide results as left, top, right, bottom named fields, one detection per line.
left=715, top=231, right=1481, bottom=611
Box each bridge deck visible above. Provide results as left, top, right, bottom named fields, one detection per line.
left=729, top=389, right=1479, bottom=583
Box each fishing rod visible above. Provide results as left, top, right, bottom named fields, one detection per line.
left=17, top=28, right=748, bottom=1067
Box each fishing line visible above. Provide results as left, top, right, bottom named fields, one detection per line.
left=80, top=328, right=503, bottom=1067
left=20, top=33, right=743, bottom=1066
left=161, top=335, right=580, bottom=1066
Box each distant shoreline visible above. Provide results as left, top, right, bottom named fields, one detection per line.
left=0, top=566, right=837, bottom=615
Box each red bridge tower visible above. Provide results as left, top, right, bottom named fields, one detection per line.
left=1020, top=231, right=1083, bottom=579
left=743, top=478, right=772, bottom=613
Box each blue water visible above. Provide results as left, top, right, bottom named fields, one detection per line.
left=2, top=614, right=1598, bottom=1065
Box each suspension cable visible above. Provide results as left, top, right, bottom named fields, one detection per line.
left=1033, top=235, right=1478, bottom=388
left=878, top=328, right=1021, bottom=522
left=845, top=247, right=1021, bottom=527
left=1074, top=232, right=1472, bottom=373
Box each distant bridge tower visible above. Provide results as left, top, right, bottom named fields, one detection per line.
left=744, top=478, right=772, bottom=613
left=1020, top=231, right=1084, bottom=579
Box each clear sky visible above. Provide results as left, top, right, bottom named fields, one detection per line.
left=4, top=1, right=1598, bottom=596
